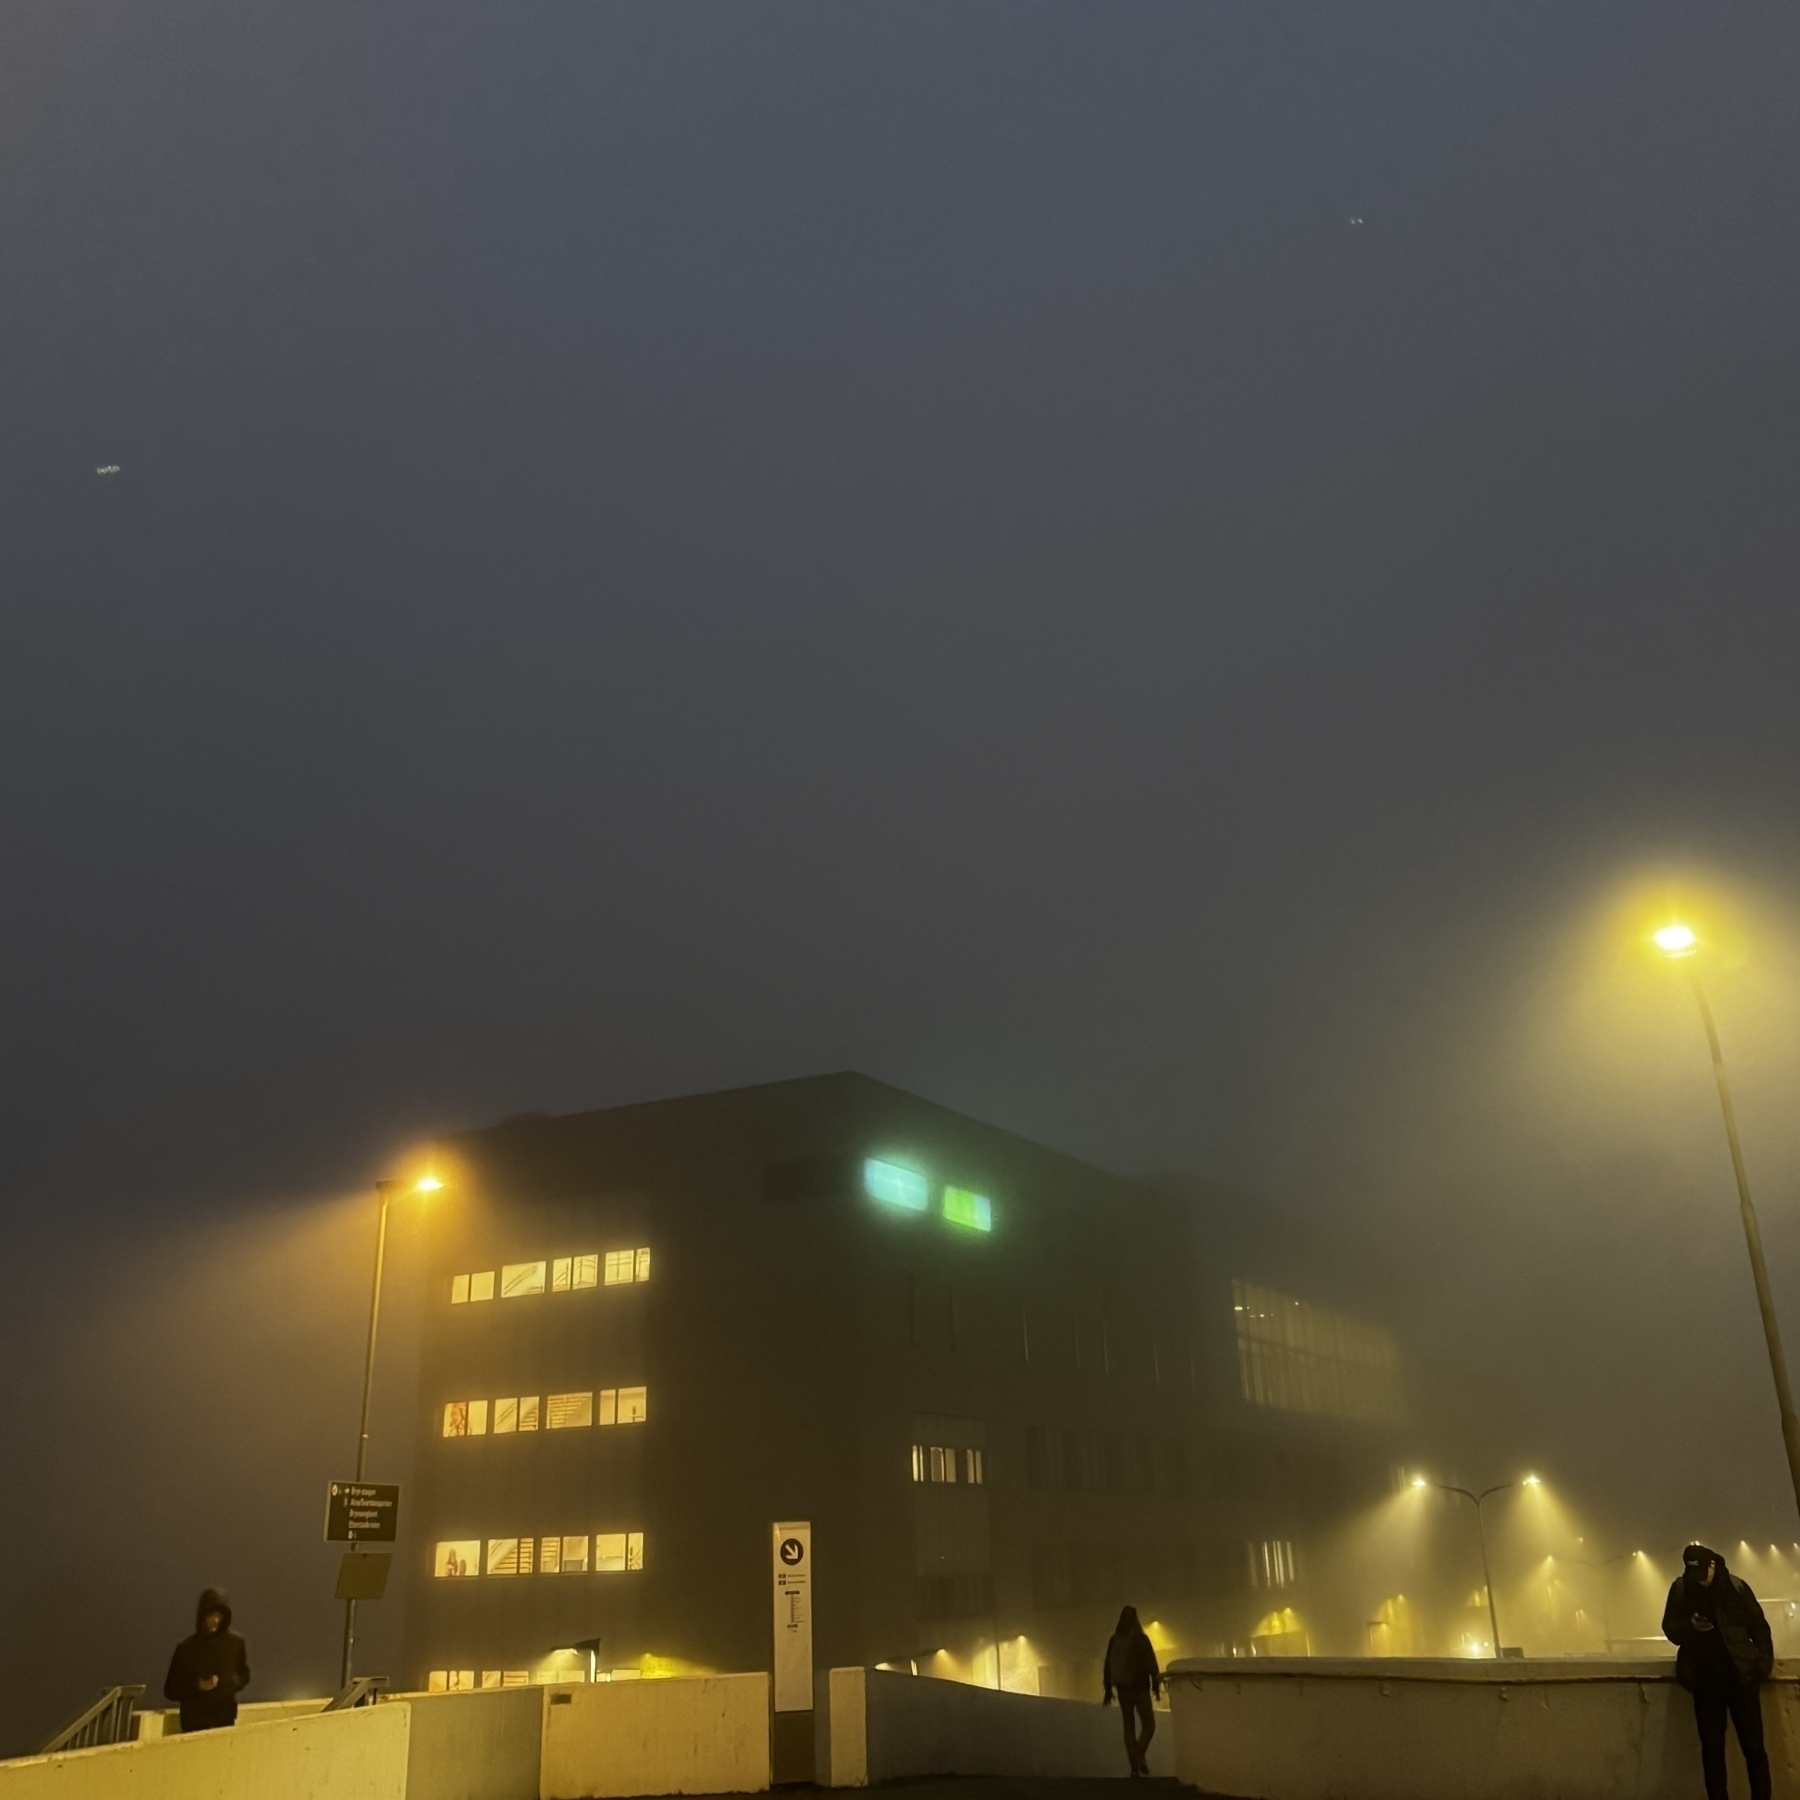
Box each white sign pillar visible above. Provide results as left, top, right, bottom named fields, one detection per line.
left=771, top=1521, right=813, bottom=1714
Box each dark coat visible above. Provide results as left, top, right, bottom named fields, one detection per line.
left=1103, top=1626, right=1162, bottom=1698
left=1662, top=1554, right=1773, bottom=1690
left=164, top=1589, right=251, bottom=1731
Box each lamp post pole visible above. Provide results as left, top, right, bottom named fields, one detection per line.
left=1439, top=1483, right=1513, bottom=1657
left=342, top=1179, right=399, bottom=1689
left=1680, top=965, right=1800, bottom=1523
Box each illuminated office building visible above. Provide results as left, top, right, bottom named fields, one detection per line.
left=401, top=1073, right=1404, bottom=1692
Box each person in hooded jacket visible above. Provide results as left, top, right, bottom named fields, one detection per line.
left=1102, top=1605, right=1163, bottom=1777
left=1662, top=1543, right=1773, bottom=1800
left=163, top=1588, right=251, bottom=1733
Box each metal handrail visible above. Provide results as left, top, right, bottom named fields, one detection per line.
left=322, top=1674, right=387, bottom=1712
left=40, top=1685, right=146, bottom=1755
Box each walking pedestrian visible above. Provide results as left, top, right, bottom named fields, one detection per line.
left=1662, top=1544, right=1773, bottom=1800
left=163, top=1588, right=251, bottom=1734
left=1102, top=1604, right=1162, bottom=1778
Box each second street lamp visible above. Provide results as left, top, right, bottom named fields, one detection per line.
left=1654, top=923, right=1800, bottom=1523
left=1421, top=1475, right=1539, bottom=1657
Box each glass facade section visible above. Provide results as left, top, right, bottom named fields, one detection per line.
left=1232, top=1280, right=1403, bottom=1424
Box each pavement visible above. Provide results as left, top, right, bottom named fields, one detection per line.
left=753, top=1784, right=1200, bottom=1800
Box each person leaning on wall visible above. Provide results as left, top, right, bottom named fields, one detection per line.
left=1662, top=1543, right=1773, bottom=1800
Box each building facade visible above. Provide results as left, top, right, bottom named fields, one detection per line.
left=400, top=1073, right=1406, bottom=1694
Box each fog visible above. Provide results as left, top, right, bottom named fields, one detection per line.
left=5, top=0, right=1800, bottom=1754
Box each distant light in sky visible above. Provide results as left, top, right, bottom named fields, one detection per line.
left=95, top=465, right=120, bottom=476
left=1347, top=215, right=1365, bottom=226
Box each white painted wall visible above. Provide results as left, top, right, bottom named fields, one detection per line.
left=537, top=1674, right=772, bottom=1800
left=0, top=1702, right=409, bottom=1800
left=135, top=1698, right=330, bottom=1739
left=1169, top=1657, right=1800, bottom=1800
left=823, top=1665, right=1174, bottom=1786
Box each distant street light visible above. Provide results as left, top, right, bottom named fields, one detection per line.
left=1655, top=924, right=1800, bottom=1522
left=342, top=1174, right=442, bottom=1687
left=1433, top=1481, right=1530, bottom=1658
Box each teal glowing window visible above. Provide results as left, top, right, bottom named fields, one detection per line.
left=942, top=1187, right=993, bottom=1232
left=864, top=1159, right=929, bottom=1212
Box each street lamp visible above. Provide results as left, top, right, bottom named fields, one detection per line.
left=341, top=1173, right=442, bottom=1687
left=1654, top=923, right=1800, bottom=1521
left=1432, top=1479, right=1536, bottom=1658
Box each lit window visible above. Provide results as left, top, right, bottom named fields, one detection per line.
left=942, top=1187, right=993, bottom=1232
left=486, top=1537, right=533, bottom=1575
left=596, top=1533, right=627, bottom=1572
left=427, top=1671, right=448, bottom=1692
left=865, top=1159, right=929, bottom=1212
left=634, top=1247, right=651, bottom=1282
left=911, top=1444, right=927, bottom=1482
left=448, top=1670, right=476, bottom=1691
left=552, top=1257, right=572, bottom=1292
left=627, top=1531, right=644, bottom=1571
left=494, top=1398, right=518, bottom=1434
left=1249, top=1539, right=1298, bottom=1590
left=573, top=1254, right=598, bottom=1289
left=470, top=1271, right=495, bottom=1303
left=547, top=1392, right=593, bottom=1430
left=966, top=1448, right=985, bottom=1485
left=501, top=1261, right=546, bottom=1298
left=617, top=1386, right=647, bottom=1425
left=480, top=1671, right=502, bottom=1689
left=502, top=1671, right=530, bottom=1688
left=517, top=1395, right=540, bottom=1432
left=451, top=1275, right=470, bottom=1305
left=929, top=1445, right=957, bottom=1483
left=604, top=1250, right=634, bottom=1285
left=443, top=1402, right=470, bottom=1438
left=560, top=1535, right=589, bottom=1573
left=435, top=1541, right=480, bottom=1578
left=597, top=1389, right=616, bottom=1427
left=539, top=1536, right=562, bottom=1574
left=467, top=1400, right=488, bottom=1436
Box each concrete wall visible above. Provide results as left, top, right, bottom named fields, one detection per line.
left=538, top=1674, right=771, bottom=1800
left=0, top=1703, right=409, bottom=1800
left=823, top=1666, right=1174, bottom=1786
left=134, top=1698, right=330, bottom=1739
left=1168, top=1656, right=1800, bottom=1800
left=398, top=1688, right=541, bottom=1800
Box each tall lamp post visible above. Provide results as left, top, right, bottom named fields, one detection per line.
left=342, top=1173, right=442, bottom=1687
left=1419, top=1475, right=1539, bottom=1657
left=1654, top=924, right=1800, bottom=1521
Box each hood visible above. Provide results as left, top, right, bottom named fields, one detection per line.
left=195, top=1588, right=233, bottom=1633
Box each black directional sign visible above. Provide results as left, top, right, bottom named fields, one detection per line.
left=324, top=1482, right=400, bottom=1543
left=779, top=1537, right=805, bottom=1565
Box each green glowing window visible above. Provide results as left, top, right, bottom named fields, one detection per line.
left=864, top=1159, right=929, bottom=1212
left=942, top=1187, right=993, bottom=1232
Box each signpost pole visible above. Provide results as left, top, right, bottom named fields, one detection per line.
left=342, top=1181, right=395, bottom=1688
left=771, top=1522, right=814, bottom=1784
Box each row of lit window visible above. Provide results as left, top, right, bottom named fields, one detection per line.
left=864, top=1159, right=993, bottom=1232
left=450, top=1248, right=650, bottom=1305
left=425, top=1668, right=641, bottom=1691
left=443, top=1388, right=647, bottom=1437
left=436, top=1533, right=644, bottom=1578
left=909, top=1444, right=985, bottom=1485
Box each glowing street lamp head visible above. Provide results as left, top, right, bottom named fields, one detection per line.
left=1522, top=1474, right=1542, bottom=1487
left=415, top=1175, right=444, bottom=1194
left=1654, top=923, right=1698, bottom=958
left=1410, top=1477, right=1429, bottom=1490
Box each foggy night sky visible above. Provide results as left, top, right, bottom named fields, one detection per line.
left=3, top=0, right=1800, bottom=1743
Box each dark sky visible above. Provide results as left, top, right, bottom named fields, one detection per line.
left=4, top=0, right=1800, bottom=1742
